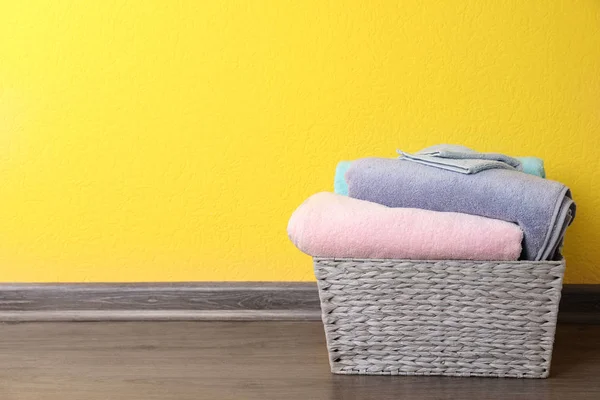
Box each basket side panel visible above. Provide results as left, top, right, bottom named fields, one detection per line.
left=313, top=258, right=565, bottom=378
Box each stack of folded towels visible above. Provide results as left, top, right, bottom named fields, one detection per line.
left=288, top=144, right=576, bottom=261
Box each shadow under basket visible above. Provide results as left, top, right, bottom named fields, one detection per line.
left=313, top=257, right=565, bottom=378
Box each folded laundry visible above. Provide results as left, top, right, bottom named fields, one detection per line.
left=345, top=158, right=575, bottom=260
left=287, top=192, right=523, bottom=261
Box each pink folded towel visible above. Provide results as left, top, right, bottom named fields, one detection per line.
left=287, top=192, right=523, bottom=261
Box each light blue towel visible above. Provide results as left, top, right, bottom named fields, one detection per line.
left=399, top=144, right=524, bottom=174
left=334, top=156, right=546, bottom=194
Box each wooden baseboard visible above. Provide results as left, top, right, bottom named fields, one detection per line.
left=0, top=282, right=321, bottom=322
left=0, top=283, right=597, bottom=323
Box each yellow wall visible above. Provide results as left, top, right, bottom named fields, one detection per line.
left=0, top=1, right=598, bottom=283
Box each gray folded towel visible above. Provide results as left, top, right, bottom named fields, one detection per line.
left=346, top=157, right=575, bottom=261
left=397, top=144, right=523, bottom=174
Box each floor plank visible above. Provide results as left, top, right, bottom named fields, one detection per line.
left=0, top=321, right=597, bottom=399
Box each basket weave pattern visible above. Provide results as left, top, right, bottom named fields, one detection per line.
left=314, top=258, right=565, bottom=378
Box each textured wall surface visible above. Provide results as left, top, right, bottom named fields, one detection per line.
left=0, top=1, right=598, bottom=282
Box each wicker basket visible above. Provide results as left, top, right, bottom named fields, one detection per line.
left=313, top=257, right=565, bottom=378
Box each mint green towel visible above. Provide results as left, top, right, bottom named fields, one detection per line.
left=334, top=161, right=353, bottom=196
left=519, top=156, right=546, bottom=178
left=334, top=156, right=545, bottom=195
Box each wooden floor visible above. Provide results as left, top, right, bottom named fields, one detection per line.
left=0, top=321, right=598, bottom=399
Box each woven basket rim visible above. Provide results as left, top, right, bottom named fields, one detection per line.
left=313, top=256, right=564, bottom=265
